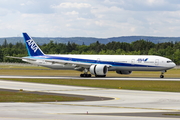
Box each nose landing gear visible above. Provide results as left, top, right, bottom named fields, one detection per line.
left=160, top=70, right=166, bottom=78
left=160, top=74, right=164, bottom=78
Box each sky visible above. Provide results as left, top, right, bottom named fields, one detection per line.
left=1, top=0, right=180, bottom=38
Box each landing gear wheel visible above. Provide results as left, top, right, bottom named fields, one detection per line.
left=160, top=75, right=164, bottom=78
left=87, top=74, right=91, bottom=77
left=80, top=74, right=83, bottom=77
left=95, top=75, right=106, bottom=77
left=80, top=74, right=91, bottom=77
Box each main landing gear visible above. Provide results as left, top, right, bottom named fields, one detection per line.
left=160, top=70, right=166, bottom=78
left=80, top=74, right=106, bottom=77
left=80, top=74, right=91, bottom=77
left=79, top=68, right=106, bottom=77
left=80, top=68, right=91, bottom=77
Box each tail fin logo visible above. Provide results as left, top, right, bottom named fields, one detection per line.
left=26, top=39, right=39, bottom=53
left=23, top=32, right=44, bottom=56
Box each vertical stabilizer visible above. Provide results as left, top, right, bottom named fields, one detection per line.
left=22, top=33, right=44, bottom=56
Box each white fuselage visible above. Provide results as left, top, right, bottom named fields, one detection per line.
left=23, top=54, right=176, bottom=71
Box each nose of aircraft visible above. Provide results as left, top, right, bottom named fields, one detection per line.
left=172, top=62, right=176, bottom=68
left=169, top=62, right=176, bottom=69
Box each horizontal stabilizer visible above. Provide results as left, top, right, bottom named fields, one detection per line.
left=6, top=56, right=23, bottom=59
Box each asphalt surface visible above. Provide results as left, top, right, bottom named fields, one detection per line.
left=0, top=78, right=180, bottom=120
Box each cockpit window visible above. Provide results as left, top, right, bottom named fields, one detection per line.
left=167, top=61, right=173, bottom=63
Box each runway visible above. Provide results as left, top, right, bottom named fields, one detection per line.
left=0, top=78, right=180, bottom=120
left=0, top=75, right=180, bottom=81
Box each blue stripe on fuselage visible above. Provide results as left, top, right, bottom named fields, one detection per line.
left=26, top=55, right=159, bottom=68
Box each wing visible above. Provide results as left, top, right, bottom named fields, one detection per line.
left=7, top=56, right=93, bottom=68
left=6, top=56, right=111, bottom=70
left=44, top=59, right=92, bottom=68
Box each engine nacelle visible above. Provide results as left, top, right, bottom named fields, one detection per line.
left=90, top=64, right=108, bottom=76
left=116, top=70, right=132, bottom=75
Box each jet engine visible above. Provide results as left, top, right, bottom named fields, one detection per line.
left=116, top=70, right=132, bottom=75
left=90, top=64, right=108, bottom=77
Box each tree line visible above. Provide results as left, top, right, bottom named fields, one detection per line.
left=1, top=39, right=180, bottom=65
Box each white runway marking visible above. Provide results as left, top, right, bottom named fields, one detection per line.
left=0, top=75, right=180, bottom=81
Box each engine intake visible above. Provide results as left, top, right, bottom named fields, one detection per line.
left=90, top=64, right=108, bottom=76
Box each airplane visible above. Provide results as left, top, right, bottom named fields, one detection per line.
left=8, top=33, right=176, bottom=78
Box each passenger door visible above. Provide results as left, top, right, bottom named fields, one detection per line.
left=155, top=59, right=159, bottom=65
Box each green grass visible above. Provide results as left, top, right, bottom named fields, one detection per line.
left=0, top=69, right=80, bottom=76
left=0, top=68, right=180, bottom=78
left=2, top=78, right=180, bottom=92
left=0, top=64, right=48, bottom=69
left=0, top=63, right=180, bottom=78
left=0, top=90, right=83, bottom=102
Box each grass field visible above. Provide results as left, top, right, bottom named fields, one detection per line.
left=0, top=63, right=49, bottom=69
left=0, top=90, right=83, bottom=102
left=3, top=78, right=180, bottom=92
left=0, top=68, right=180, bottom=78
left=0, top=64, right=180, bottom=78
